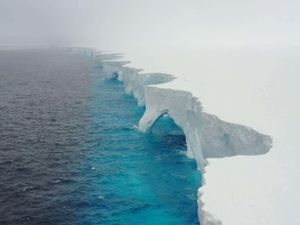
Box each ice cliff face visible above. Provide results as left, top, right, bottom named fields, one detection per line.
left=77, top=49, right=273, bottom=225
left=139, top=85, right=271, bottom=168
left=100, top=60, right=175, bottom=106
left=97, top=56, right=272, bottom=169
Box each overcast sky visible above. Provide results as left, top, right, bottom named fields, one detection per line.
left=1, top=0, right=300, bottom=50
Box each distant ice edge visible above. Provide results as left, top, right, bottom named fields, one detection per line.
left=76, top=49, right=273, bottom=225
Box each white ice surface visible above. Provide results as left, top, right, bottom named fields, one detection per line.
left=123, top=46, right=300, bottom=225
left=83, top=46, right=300, bottom=225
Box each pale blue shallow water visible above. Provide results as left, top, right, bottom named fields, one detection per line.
left=0, top=49, right=201, bottom=225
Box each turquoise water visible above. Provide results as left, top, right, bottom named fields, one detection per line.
left=75, top=67, right=201, bottom=224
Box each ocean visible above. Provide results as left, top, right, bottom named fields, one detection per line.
left=0, top=49, right=200, bottom=225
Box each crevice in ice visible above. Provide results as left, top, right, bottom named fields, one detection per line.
left=74, top=49, right=273, bottom=225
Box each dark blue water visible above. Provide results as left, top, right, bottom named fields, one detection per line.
left=0, top=49, right=201, bottom=225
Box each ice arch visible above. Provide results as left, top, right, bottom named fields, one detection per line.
left=139, top=86, right=206, bottom=168
left=139, top=86, right=272, bottom=170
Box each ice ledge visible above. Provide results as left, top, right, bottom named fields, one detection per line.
left=76, top=49, right=273, bottom=225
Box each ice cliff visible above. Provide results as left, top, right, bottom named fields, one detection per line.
left=97, top=55, right=272, bottom=168
left=76, top=49, right=273, bottom=225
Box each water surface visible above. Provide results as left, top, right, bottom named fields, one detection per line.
left=0, top=49, right=200, bottom=225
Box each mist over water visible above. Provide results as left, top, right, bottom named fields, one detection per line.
left=1, top=0, right=300, bottom=49
left=0, top=49, right=200, bottom=225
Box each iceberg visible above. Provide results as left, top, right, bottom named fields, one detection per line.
left=86, top=50, right=273, bottom=224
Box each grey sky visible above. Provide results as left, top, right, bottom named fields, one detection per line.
left=1, top=0, right=300, bottom=49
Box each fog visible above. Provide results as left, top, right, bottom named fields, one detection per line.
left=1, top=0, right=300, bottom=50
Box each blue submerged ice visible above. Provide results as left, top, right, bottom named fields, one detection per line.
left=75, top=68, right=201, bottom=224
